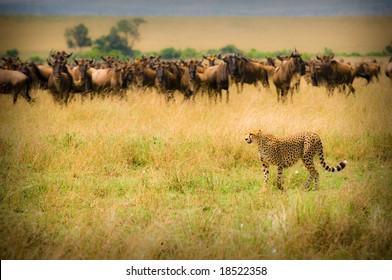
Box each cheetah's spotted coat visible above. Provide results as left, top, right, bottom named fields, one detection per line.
left=244, top=130, right=347, bottom=190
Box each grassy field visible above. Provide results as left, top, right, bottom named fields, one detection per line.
left=0, top=74, right=392, bottom=259
left=0, top=15, right=392, bottom=59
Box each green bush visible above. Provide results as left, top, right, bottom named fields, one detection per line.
left=219, top=44, right=242, bottom=55
left=160, top=47, right=181, bottom=59
left=180, top=48, right=200, bottom=59
left=29, top=55, right=44, bottom=64
left=2, top=48, right=19, bottom=58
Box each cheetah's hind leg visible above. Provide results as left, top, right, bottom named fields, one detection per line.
left=303, top=159, right=320, bottom=191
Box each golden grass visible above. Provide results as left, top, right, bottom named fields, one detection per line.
left=0, top=15, right=392, bottom=59
left=0, top=75, right=392, bottom=259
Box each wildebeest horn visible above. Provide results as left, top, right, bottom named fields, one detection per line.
left=73, top=58, right=79, bottom=65
left=49, top=49, right=56, bottom=57
left=63, top=51, right=73, bottom=58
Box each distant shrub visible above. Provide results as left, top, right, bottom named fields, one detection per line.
left=219, top=44, right=242, bottom=55
left=384, top=41, right=392, bottom=55
left=160, top=47, right=181, bottom=59
left=247, top=48, right=261, bottom=59
left=2, top=48, right=19, bottom=57
left=29, top=55, right=44, bottom=63
left=181, top=48, right=200, bottom=59
left=77, top=48, right=129, bottom=60
left=323, top=47, right=334, bottom=56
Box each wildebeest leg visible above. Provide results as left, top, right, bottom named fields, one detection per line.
left=225, top=89, right=229, bottom=103
left=326, top=85, right=334, bottom=97
left=12, top=92, right=19, bottom=104
left=21, top=82, right=32, bottom=103
left=218, top=88, right=222, bottom=103
left=282, top=87, right=290, bottom=103
left=64, top=91, right=70, bottom=105
left=347, top=84, right=355, bottom=97
left=235, top=81, right=240, bottom=94
left=254, top=81, right=261, bottom=92
left=290, top=87, right=295, bottom=103
left=276, top=88, right=281, bottom=102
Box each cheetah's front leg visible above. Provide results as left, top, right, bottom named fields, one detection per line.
left=277, top=166, right=284, bottom=190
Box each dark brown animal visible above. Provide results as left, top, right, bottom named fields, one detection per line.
left=134, top=58, right=157, bottom=90
left=190, top=61, right=208, bottom=96
left=272, top=50, right=306, bottom=102
left=47, top=56, right=72, bottom=104
left=70, top=58, right=95, bottom=96
left=225, top=54, right=270, bottom=93
left=356, top=61, right=381, bottom=84
left=0, top=69, right=32, bottom=103
left=386, top=57, right=392, bottom=82
left=202, top=53, right=220, bottom=67
left=155, top=63, right=178, bottom=101
left=28, top=62, right=52, bottom=89
left=90, top=64, right=124, bottom=97
left=313, top=55, right=356, bottom=96
left=178, top=62, right=196, bottom=101
left=203, top=59, right=230, bottom=103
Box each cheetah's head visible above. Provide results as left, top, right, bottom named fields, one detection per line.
left=244, top=130, right=260, bottom=144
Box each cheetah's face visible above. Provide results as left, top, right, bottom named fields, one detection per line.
left=244, top=132, right=254, bottom=144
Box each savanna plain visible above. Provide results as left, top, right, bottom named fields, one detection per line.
left=0, top=16, right=392, bottom=260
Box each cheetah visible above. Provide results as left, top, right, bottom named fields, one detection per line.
left=244, top=130, right=347, bottom=191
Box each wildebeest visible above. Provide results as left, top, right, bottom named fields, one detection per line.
left=225, top=54, right=270, bottom=93
left=355, top=61, right=381, bottom=84
left=0, top=69, right=32, bottom=103
left=133, top=58, right=157, bottom=90
left=1, top=56, right=22, bottom=70
left=90, top=65, right=124, bottom=97
left=312, top=54, right=356, bottom=96
left=47, top=54, right=72, bottom=104
left=178, top=61, right=196, bottom=101
left=202, top=53, right=220, bottom=67
left=203, top=59, right=230, bottom=103
left=70, top=58, right=95, bottom=96
left=186, top=60, right=209, bottom=97
left=272, top=49, right=306, bottom=102
left=386, top=57, right=392, bottom=82
left=155, top=62, right=178, bottom=101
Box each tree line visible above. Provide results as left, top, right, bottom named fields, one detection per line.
left=64, top=17, right=146, bottom=56
left=1, top=16, right=392, bottom=61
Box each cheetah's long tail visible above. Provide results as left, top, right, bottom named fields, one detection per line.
left=318, top=146, right=347, bottom=172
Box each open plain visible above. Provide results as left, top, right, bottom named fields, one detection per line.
left=0, top=15, right=392, bottom=259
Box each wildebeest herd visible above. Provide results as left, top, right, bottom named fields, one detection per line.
left=0, top=49, right=391, bottom=104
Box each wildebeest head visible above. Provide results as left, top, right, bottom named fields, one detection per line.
left=187, top=60, right=197, bottom=81
left=156, top=64, right=166, bottom=85
left=74, top=58, right=95, bottom=80
left=223, top=54, right=240, bottom=78
left=290, top=50, right=306, bottom=76
left=309, top=60, right=322, bottom=86
left=101, top=56, right=120, bottom=68
left=202, top=53, right=220, bottom=67
left=1, top=56, right=22, bottom=70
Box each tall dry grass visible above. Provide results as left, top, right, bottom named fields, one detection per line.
left=0, top=76, right=391, bottom=259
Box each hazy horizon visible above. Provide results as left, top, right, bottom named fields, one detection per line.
left=0, top=0, right=391, bottom=16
